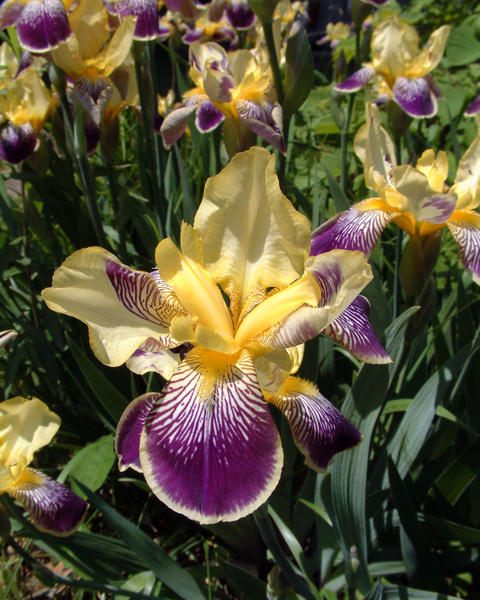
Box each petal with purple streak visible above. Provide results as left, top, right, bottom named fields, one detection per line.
left=140, top=347, right=283, bottom=524
left=8, top=469, right=87, bottom=536
left=323, top=296, right=391, bottom=364
left=267, top=378, right=363, bottom=472
left=0, top=0, right=24, bottom=29
left=311, top=201, right=398, bottom=258
left=236, top=99, right=285, bottom=154
left=116, top=393, right=158, bottom=472
left=393, top=76, right=437, bottom=118
left=335, top=67, right=376, bottom=93
left=126, top=337, right=181, bottom=378
left=196, top=100, right=225, bottom=132
left=257, top=250, right=372, bottom=349
left=15, top=0, right=72, bottom=52
left=465, top=93, right=480, bottom=117
left=117, top=0, right=159, bottom=40
left=182, top=28, right=203, bottom=44
left=447, top=211, right=480, bottom=285
left=164, top=0, right=205, bottom=20
left=225, top=0, right=255, bottom=30
left=0, top=122, right=39, bottom=165
left=160, top=100, right=200, bottom=148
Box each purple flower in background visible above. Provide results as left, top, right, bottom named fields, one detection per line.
left=101, top=0, right=159, bottom=40
left=465, top=93, right=480, bottom=117
left=0, top=397, right=87, bottom=536
left=209, top=0, right=256, bottom=31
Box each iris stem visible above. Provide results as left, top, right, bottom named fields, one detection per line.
left=253, top=508, right=316, bottom=600
left=340, top=94, right=355, bottom=194
left=103, top=155, right=127, bottom=260
left=393, top=136, right=403, bottom=320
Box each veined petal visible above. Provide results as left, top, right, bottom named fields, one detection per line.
left=310, top=200, right=398, bottom=258
left=392, top=165, right=457, bottom=223
left=42, top=248, right=185, bottom=367
left=0, top=122, right=39, bottom=165
left=323, top=296, right=391, bottom=364
left=116, top=393, right=158, bottom=472
left=196, top=100, right=224, bottom=132
left=160, top=101, right=199, bottom=148
left=452, top=135, right=480, bottom=210
left=447, top=211, right=480, bottom=285
left=0, top=398, right=60, bottom=488
left=236, top=100, right=285, bottom=155
left=8, top=468, right=87, bottom=536
left=260, top=250, right=373, bottom=349
left=116, top=0, right=159, bottom=40
left=335, top=67, right=376, bottom=93
left=266, top=378, right=362, bottom=472
left=393, top=76, right=437, bottom=118
left=125, top=338, right=181, bottom=379
left=140, top=348, right=283, bottom=524
left=194, top=147, right=311, bottom=320
left=254, top=346, right=303, bottom=394
left=14, top=0, right=72, bottom=52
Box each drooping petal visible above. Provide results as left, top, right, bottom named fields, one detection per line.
left=447, top=211, right=480, bottom=285
left=236, top=99, right=285, bottom=154
left=8, top=468, right=87, bottom=536
left=140, top=348, right=283, bottom=524
left=160, top=100, right=200, bottom=148
left=310, top=200, right=398, bottom=258
left=267, top=378, right=362, bottom=472
left=195, top=100, right=224, bottom=132
left=0, top=330, right=17, bottom=349
left=116, top=0, right=159, bottom=40
left=259, top=250, right=373, bottom=349
left=42, top=248, right=185, bottom=367
left=11, top=0, right=72, bottom=52
left=335, top=67, right=376, bottom=93
left=0, top=398, right=60, bottom=488
left=323, top=296, right=391, bottom=364
left=225, top=0, right=255, bottom=30
left=392, top=76, right=437, bottom=118
left=465, top=93, right=480, bottom=117
left=125, top=338, right=181, bottom=378
left=0, top=122, right=39, bottom=165
left=116, top=393, right=158, bottom=472
left=194, top=147, right=311, bottom=320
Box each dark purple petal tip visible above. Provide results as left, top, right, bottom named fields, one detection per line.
left=335, top=67, right=376, bottom=93
left=0, top=122, right=39, bottom=164
left=196, top=100, right=224, bottom=132
left=465, top=93, right=480, bottom=117
left=225, top=0, right=255, bottom=30
left=16, top=0, right=72, bottom=52
left=117, top=0, right=159, bottom=40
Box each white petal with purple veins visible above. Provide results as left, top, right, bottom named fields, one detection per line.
left=393, top=76, right=437, bottom=118
left=447, top=212, right=480, bottom=285
left=15, top=0, right=72, bottom=52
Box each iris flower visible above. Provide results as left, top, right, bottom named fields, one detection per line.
left=0, top=397, right=87, bottom=535
left=42, top=147, right=389, bottom=524
left=317, top=22, right=352, bottom=50
left=209, top=0, right=256, bottom=31
left=0, top=0, right=73, bottom=52
left=161, top=42, right=284, bottom=158
left=335, top=15, right=450, bottom=118
left=312, top=104, right=480, bottom=289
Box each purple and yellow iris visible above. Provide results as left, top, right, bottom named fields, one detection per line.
left=209, top=0, right=256, bottom=31
left=312, top=104, right=480, bottom=289
left=335, top=15, right=450, bottom=118
left=0, top=397, right=87, bottom=536
left=161, top=42, right=284, bottom=157
left=42, top=147, right=389, bottom=524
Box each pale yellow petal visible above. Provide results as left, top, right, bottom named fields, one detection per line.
left=415, top=150, right=449, bottom=193
left=194, top=147, right=311, bottom=321
left=371, top=15, right=419, bottom=84
left=406, top=25, right=450, bottom=79
left=98, top=17, right=136, bottom=75
left=69, top=0, right=110, bottom=60
left=452, top=135, right=480, bottom=210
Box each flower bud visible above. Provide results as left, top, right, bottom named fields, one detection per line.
left=247, top=0, right=279, bottom=24
left=283, top=19, right=314, bottom=123
left=345, top=546, right=360, bottom=591
left=400, top=231, right=442, bottom=299
left=351, top=0, right=373, bottom=30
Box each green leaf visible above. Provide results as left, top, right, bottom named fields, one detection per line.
left=365, top=582, right=459, bottom=600
left=434, top=435, right=480, bottom=504
left=322, top=161, right=350, bottom=212
left=217, top=556, right=266, bottom=600
left=66, top=332, right=128, bottom=423
left=74, top=481, right=207, bottom=600
left=387, top=458, right=449, bottom=594
left=58, top=435, right=116, bottom=494
left=446, top=24, right=480, bottom=66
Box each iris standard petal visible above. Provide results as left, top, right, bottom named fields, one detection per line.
left=335, top=67, right=376, bottom=93
left=140, top=348, right=283, bottom=524
left=310, top=200, right=399, bottom=258
left=194, top=147, right=311, bottom=319
left=267, top=378, right=363, bottom=472
left=116, top=393, right=158, bottom=472
left=447, top=211, right=480, bottom=285
left=323, top=296, right=391, bottom=364
left=8, top=468, right=87, bottom=536
left=392, top=76, right=437, bottom=118
left=42, top=248, right=185, bottom=367
left=406, top=25, right=450, bottom=79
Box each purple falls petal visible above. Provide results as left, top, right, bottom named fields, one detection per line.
left=225, top=0, right=255, bottom=30
left=195, top=100, right=224, bottom=132
left=323, top=296, right=391, bottom=364
left=447, top=212, right=480, bottom=285
left=0, top=0, right=24, bottom=29
left=116, top=393, right=158, bottom=472
left=465, top=93, right=480, bottom=117
left=160, top=100, right=200, bottom=148
left=85, top=117, right=101, bottom=154
left=311, top=203, right=398, bottom=259
left=9, top=469, right=87, bottom=536
left=15, top=0, right=72, bottom=52
left=117, top=0, right=159, bottom=40
left=0, top=122, right=39, bottom=165
left=182, top=28, right=203, bottom=44
left=393, top=76, right=437, bottom=118
left=268, top=378, right=363, bottom=472
left=335, top=67, right=376, bottom=93
left=236, top=99, right=285, bottom=154
left=140, top=348, right=283, bottom=524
